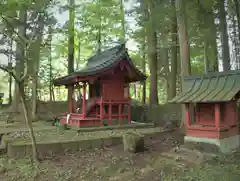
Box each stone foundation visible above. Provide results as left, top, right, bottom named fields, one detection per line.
left=184, top=135, right=240, bottom=154
left=7, top=129, right=167, bottom=159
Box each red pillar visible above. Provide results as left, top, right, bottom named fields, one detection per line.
left=118, top=103, right=122, bottom=124
left=68, top=85, right=74, bottom=113
left=231, top=101, right=238, bottom=126
left=108, top=102, right=112, bottom=124
left=100, top=98, right=103, bottom=121
left=234, top=102, right=238, bottom=125
left=185, top=104, right=190, bottom=128
left=128, top=100, right=131, bottom=124
left=215, top=104, right=220, bottom=129
left=82, top=82, right=86, bottom=117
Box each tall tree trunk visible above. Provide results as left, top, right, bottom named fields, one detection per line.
left=208, top=10, right=219, bottom=71
left=31, top=14, right=45, bottom=121
left=97, top=0, right=102, bottom=53
left=13, top=9, right=26, bottom=112
left=169, top=0, right=178, bottom=99
left=234, top=0, right=240, bottom=42
left=198, top=0, right=216, bottom=72
left=219, top=0, right=231, bottom=71
left=67, top=0, right=75, bottom=111
left=120, top=0, right=126, bottom=42
left=8, top=38, right=13, bottom=104
left=204, top=39, right=209, bottom=72
left=162, top=47, right=169, bottom=100
left=146, top=0, right=158, bottom=105
left=97, top=21, right=102, bottom=53
left=76, top=35, right=81, bottom=70
left=8, top=62, right=12, bottom=104
left=48, top=26, right=53, bottom=101
left=234, top=0, right=240, bottom=69
left=175, top=0, right=191, bottom=82
left=175, top=0, right=191, bottom=130
left=133, top=84, right=137, bottom=98
left=141, top=42, right=146, bottom=104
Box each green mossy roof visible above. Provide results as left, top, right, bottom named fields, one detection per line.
left=53, top=43, right=146, bottom=86
left=169, top=70, right=240, bottom=103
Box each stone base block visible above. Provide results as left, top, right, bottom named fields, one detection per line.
left=184, top=135, right=240, bottom=154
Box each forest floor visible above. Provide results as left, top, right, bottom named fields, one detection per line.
left=0, top=130, right=239, bottom=181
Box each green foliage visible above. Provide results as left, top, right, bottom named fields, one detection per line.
left=0, top=0, right=238, bottom=103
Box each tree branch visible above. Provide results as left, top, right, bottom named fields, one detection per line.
left=0, top=65, right=19, bottom=83
left=0, top=16, right=29, bottom=45
left=20, top=62, right=28, bottom=81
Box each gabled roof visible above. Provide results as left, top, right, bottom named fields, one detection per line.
left=169, top=70, right=240, bottom=103
left=53, top=43, right=146, bottom=86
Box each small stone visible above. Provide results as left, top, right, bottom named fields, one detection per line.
left=118, top=167, right=126, bottom=173
left=0, top=166, right=6, bottom=174
left=122, top=132, right=144, bottom=153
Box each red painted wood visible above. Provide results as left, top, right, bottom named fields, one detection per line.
left=118, top=103, right=122, bottom=123
left=183, top=101, right=240, bottom=141
left=215, top=104, right=220, bottom=129
left=108, top=102, right=112, bottom=124
left=61, top=65, right=136, bottom=127
left=128, top=100, right=131, bottom=123
left=82, top=82, right=86, bottom=117
left=100, top=98, right=103, bottom=121
left=187, top=124, right=239, bottom=139
left=68, top=86, right=74, bottom=113
left=196, top=103, right=215, bottom=125
left=185, top=104, right=190, bottom=128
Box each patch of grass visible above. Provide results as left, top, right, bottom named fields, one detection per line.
left=179, top=162, right=240, bottom=181
left=54, top=169, right=74, bottom=181
left=160, top=155, right=240, bottom=181
left=0, top=156, right=47, bottom=180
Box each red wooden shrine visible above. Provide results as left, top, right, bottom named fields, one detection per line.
left=53, top=44, right=146, bottom=127
left=169, top=71, right=240, bottom=139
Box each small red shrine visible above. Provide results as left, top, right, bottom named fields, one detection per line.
left=53, top=44, right=146, bottom=127
left=169, top=71, right=240, bottom=153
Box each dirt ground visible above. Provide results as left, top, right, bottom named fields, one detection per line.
left=0, top=130, right=239, bottom=181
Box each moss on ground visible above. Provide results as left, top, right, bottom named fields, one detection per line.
left=8, top=127, right=161, bottom=144
left=153, top=154, right=240, bottom=181
left=0, top=153, right=239, bottom=181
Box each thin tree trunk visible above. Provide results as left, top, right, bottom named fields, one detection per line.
left=120, top=0, right=126, bottom=42
left=162, top=47, right=170, bottom=100
left=133, top=84, right=137, bottom=99
left=169, top=0, right=178, bottom=99
left=31, top=14, right=45, bottom=121
left=204, top=39, right=209, bottom=72
left=8, top=63, right=13, bottom=105
left=8, top=38, right=13, bottom=104
left=232, top=13, right=239, bottom=69
left=76, top=36, right=81, bottom=70
left=141, top=42, right=146, bottom=104
left=19, top=85, right=38, bottom=164
left=48, top=27, right=53, bottom=101
left=68, top=0, right=75, bottom=73
left=97, top=0, right=102, bottom=53
left=97, top=23, right=102, bottom=53
left=219, top=0, right=231, bottom=71
left=67, top=0, right=75, bottom=112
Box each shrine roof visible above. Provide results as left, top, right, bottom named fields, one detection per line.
left=169, top=70, right=240, bottom=103
left=53, top=43, right=146, bottom=86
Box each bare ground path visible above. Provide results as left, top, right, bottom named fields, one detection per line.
left=0, top=130, right=239, bottom=181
